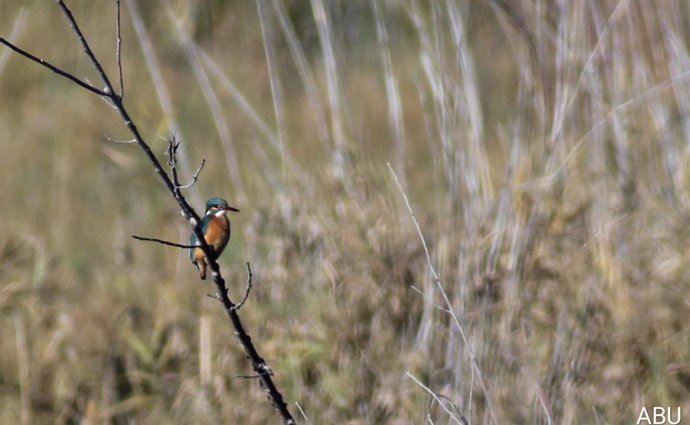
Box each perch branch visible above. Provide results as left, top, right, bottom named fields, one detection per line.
left=0, top=2, right=296, bottom=423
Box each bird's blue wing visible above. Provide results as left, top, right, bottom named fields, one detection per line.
left=189, top=232, right=197, bottom=263
left=189, top=217, right=209, bottom=263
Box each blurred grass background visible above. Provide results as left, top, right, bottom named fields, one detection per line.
left=1, top=0, right=690, bottom=423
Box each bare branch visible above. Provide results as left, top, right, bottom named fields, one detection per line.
left=178, top=159, right=205, bottom=189
left=2, top=3, right=296, bottom=423
left=166, top=134, right=180, bottom=167
left=115, top=0, right=124, bottom=97
left=56, top=0, right=118, bottom=99
left=428, top=394, right=467, bottom=425
left=409, top=284, right=451, bottom=314
left=165, top=134, right=203, bottom=195
left=131, top=234, right=198, bottom=249
left=389, top=163, right=497, bottom=424
left=0, top=36, right=108, bottom=96
left=166, top=134, right=183, bottom=189
left=230, top=262, right=253, bottom=312
left=406, top=372, right=465, bottom=425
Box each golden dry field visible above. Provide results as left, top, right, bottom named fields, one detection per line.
left=1, top=1, right=689, bottom=424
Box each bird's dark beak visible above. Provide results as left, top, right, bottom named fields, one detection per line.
left=225, top=206, right=240, bottom=212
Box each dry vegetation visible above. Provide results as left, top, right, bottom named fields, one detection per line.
left=1, top=1, right=690, bottom=424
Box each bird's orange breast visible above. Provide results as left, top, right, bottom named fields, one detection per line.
left=204, top=215, right=230, bottom=256
left=192, top=215, right=230, bottom=265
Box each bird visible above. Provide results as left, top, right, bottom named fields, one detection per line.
left=189, top=197, right=239, bottom=280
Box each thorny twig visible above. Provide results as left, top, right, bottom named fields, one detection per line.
left=0, top=2, right=295, bottom=423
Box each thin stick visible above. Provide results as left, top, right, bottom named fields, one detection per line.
left=131, top=234, right=198, bottom=249
left=406, top=372, right=465, bottom=425
left=166, top=135, right=182, bottom=188
left=409, top=284, right=452, bottom=314
left=56, top=0, right=117, bottom=98
left=429, top=394, right=467, bottom=425
left=230, top=262, right=253, bottom=311
left=389, top=163, right=498, bottom=424
left=178, top=159, right=206, bottom=189
left=0, top=36, right=108, bottom=96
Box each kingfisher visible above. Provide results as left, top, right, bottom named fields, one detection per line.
left=189, top=197, right=239, bottom=280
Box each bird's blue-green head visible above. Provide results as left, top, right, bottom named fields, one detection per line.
left=205, top=197, right=240, bottom=216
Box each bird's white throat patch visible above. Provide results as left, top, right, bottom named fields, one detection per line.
left=213, top=209, right=227, bottom=217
